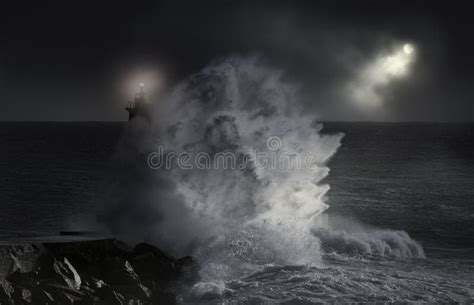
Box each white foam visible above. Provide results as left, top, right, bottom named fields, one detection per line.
left=313, top=226, right=425, bottom=258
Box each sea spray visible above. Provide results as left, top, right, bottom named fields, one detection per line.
left=99, top=56, right=424, bottom=288
left=312, top=215, right=425, bottom=258
left=100, top=56, right=341, bottom=259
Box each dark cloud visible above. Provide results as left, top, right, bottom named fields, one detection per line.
left=0, top=0, right=472, bottom=121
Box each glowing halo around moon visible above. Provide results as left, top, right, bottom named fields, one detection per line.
left=403, top=43, right=414, bottom=54
left=348, top=42, right=417, bottom=107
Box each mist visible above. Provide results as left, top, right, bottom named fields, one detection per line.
left=97, top=57, right=425, bottom=281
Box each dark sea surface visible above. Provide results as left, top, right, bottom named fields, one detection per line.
left=0, top=122, right=122, bottom=237
left=1, top=122, right=473, bottom=302
left=324, top=122, right=474, bottom=256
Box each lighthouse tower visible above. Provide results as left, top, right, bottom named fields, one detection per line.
left=125, top=83, right=151, bottom=121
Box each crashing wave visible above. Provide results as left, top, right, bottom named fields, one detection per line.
left=101, top=55, right=424, bottom=282
left=103, top=56, right=342, bottom=260
left=313, top=227, right=425, bottom=258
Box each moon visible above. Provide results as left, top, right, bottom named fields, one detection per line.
left=403, top=43, right=414, bottom=54
left=349, top=42, right=417, bottom=107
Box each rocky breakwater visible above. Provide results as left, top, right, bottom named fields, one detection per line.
left=0, top=239, right=198, bottom=304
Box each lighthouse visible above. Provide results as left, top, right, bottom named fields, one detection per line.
left=125, top=83, right=151, bottom=121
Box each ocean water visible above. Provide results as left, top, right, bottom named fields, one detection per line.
left=324, top=122, right=474, bottom=255
left=1, top=122, right=473, bottom=303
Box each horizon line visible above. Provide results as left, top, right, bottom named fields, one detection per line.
left=0, top=120, right=472, bottom=124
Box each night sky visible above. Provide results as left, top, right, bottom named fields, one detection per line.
left=0, top=0, right=473, bottom=121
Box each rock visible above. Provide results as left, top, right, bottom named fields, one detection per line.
left=40, top=283, right=90, bottom=304
left=43, top=239, right=131, bottom=276
left=0, top=244, right=43, bottom=279
left=108, top=283, right=151, bottom=301
left=30, top=287, right=55, bottom=304
left=0, top=239, right=195, bottom=305
left=11, top=287, right=32, bottom=304
left=0, top=279, right=14, bottom=303
left=129, top=243, right=183, bottom=285
left=175, top=256, right=200, bottom=284
left=10, top=254, right=82, bottom=292
left=49, top=257, right=81, bottom=290
left=95, top=286, right=126, bottom=305
left=132, top=243, right=175, bottom=262
left=102, top=258, right=139, bottom=285
left=6, top=269, right=37, bottom=288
